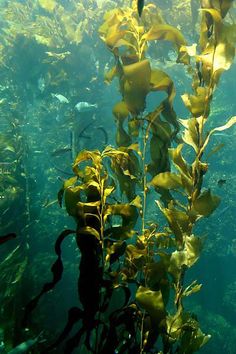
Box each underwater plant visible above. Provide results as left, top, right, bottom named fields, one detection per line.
left=1, top=0, right=235, bottom=353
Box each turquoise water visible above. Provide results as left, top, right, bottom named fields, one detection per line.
left=0, top=1, right=235, bottom=353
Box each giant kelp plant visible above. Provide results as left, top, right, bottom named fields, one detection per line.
left=22, top=1, right=236, bottom=353
left=1, top=0, right=236, bottom=353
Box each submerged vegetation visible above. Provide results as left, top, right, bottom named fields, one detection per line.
left=0, top=0, right=236, bottom=353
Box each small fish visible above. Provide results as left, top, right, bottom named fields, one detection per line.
left=51, top=93, right=69, bottom=104
left=217, top=205, right=230, bottom=217
left=37, top=77, right=45, bottom=93
left=45, top=51, right=71, bottom=60
left=43, top=199, right=58, bottom=208
left=1, top=207, right=10, bottom=217
left=95, top=60, right=99, bottom=72
left=57, top=176, right=66, bottom=182
left=89, top=77, right=97, bottom=83
left=217, top=179, right=227, bottom=187
left=75, top=101, right=98, bottom=112
left=0, top=233, right=16, bottom=245
left=51, top=146, right=72, bottom=157
left=137, top=0, right=144, bottom=17
left=206, top=143, right=225, bottom=159
left=213, top=132, right=231, bottom=137
left=70, top=130, right=75, bottom=160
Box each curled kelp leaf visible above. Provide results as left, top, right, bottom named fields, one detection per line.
left=168, top=235, right=202, bottom=281
left=144, top=24, right=189, bottom=64
left=150, top=69, right=176, bottom=104
left=166, top=309, right=210, bottom=350
left=112, top=101, right=130, bottom=122
left=122, top=59, right=151, bottom=114
left=192, top=189, right=220, bottom=217
left=136, top=286, right=166, bottom=326
left=169, top=144, right=191, bottom=179
left=144, top=24, right=186, bottom=46
left=116, top=122, right=132, bottom=147
left=156, top=201, right=191, bottom=247
left=197, top=42, right=235, bottom=85
left=72, top=150, right=101, bottom=176
left=168, top=145, right=193, bottom=194
left=151, top=172, right=183, bottom=190
left=181, top=87, right=210, bottom=118
left=179, top=117, right=200, bottom=153
left=105, top=200, right=139, bottom=240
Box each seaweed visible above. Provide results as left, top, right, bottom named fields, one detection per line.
left=0, top=0, right=235, bottom=353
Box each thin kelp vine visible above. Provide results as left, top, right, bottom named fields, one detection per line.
left=5, top=0, right=236, bottom=354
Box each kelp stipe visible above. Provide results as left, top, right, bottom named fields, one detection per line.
left=24, top=1, right=236, bottom=353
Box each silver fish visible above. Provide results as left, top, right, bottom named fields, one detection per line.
left=51, top=146, right=72, bottom=157
left=75, top=101, right=97, bottom=112
left=51, top=93, right=69, bottom=104
left=37, top=77, right=45, bottom=93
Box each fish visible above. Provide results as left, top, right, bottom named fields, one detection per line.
left=51, top=146, right=72, bottom=157
left=217, top=179, right=227, bottom=187
left=42, top=199, right=58, bottom=208
left=216, top=205, right=230, bottom=217
left=213, top=132, right=231, bottom=137
left=70, top=130, right=75, bottom=160
left=0, top=233, right=16, bottom=245
left=7, top=332, right=43, bottom=354
left=137, top=0, right=144, bottom=17
left=206, top=143, right=225, bottom=159
left=45, top=51, right=71, bottom=60
left=51, top=93, right=69, bottom=104
left=75, top=101, right=98, bottom=112
left=37, top=77, right=45, bottom=93
left=1, top=207, right=10, bottom=217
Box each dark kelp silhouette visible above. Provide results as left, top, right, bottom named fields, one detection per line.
left=0, top=233, right=16, bottom=245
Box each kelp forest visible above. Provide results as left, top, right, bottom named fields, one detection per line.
left=0, top=0, right=236, bottom=353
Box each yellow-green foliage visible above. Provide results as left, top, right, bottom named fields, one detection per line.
left=59, top=0, right=236, bottom=352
